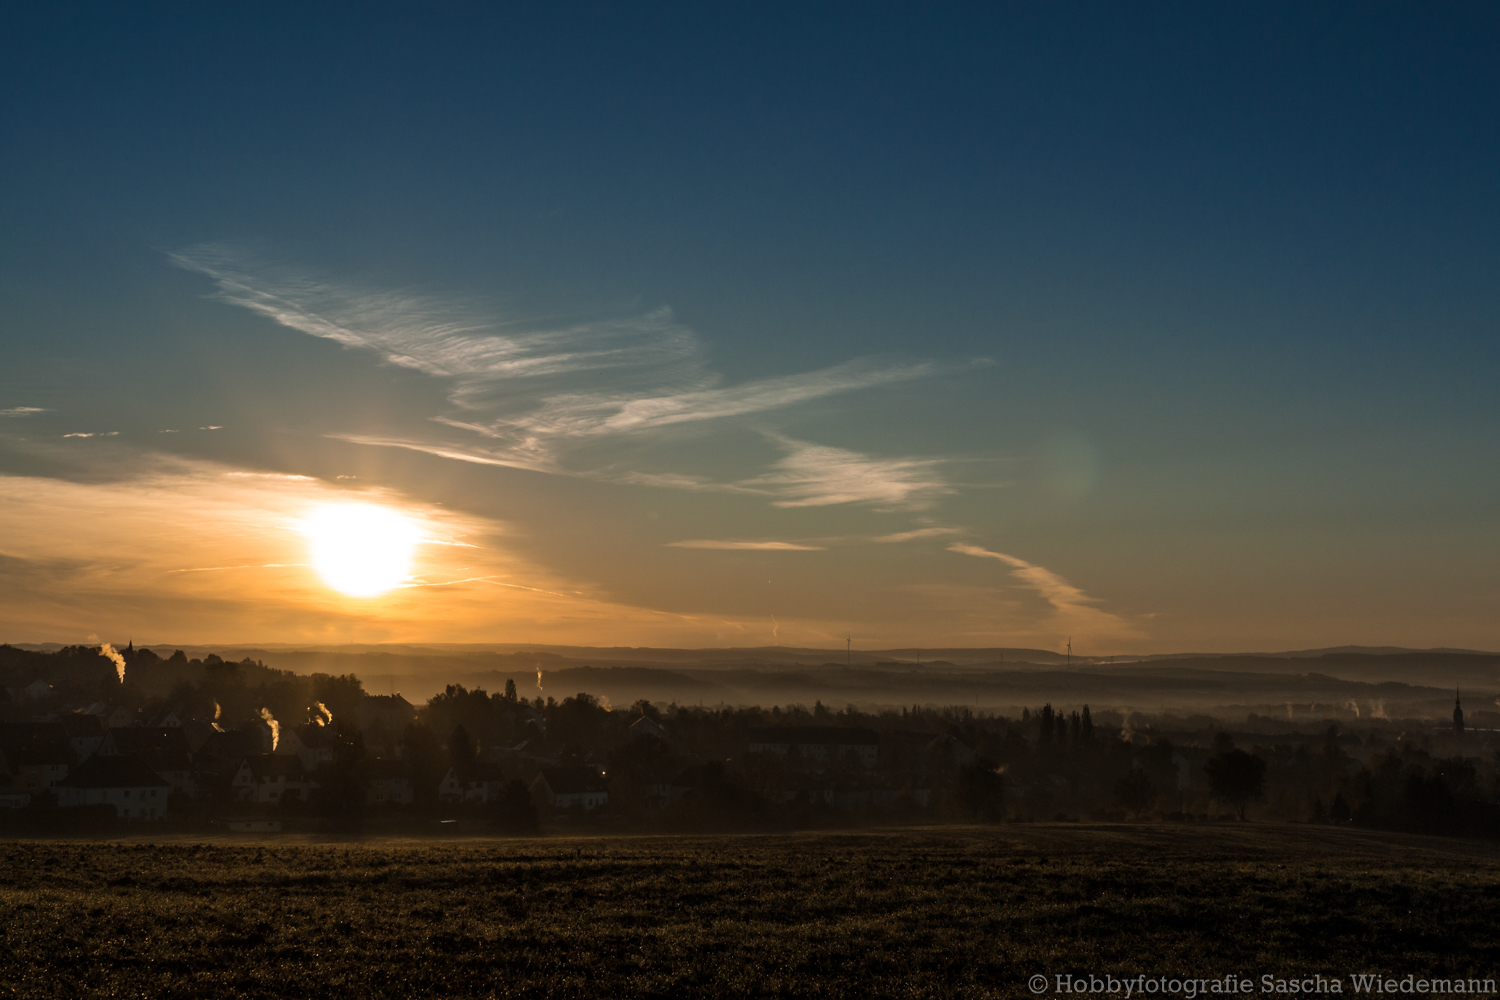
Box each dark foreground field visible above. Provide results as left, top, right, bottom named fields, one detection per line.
left=2, top=825, right=1498, bottom=999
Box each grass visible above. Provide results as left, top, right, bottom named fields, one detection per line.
left=1, top=824, right=1499, bottom=998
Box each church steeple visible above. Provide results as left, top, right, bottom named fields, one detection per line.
left=1454, top=688, right=1464, bottom=736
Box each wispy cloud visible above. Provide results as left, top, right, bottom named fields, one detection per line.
left=948, top=542, right=1143, bottom=640
left=667, top=540, right=825, bottom=551
left=62, top=431, right=118, bottom=439
left=873, top=527, right=966, bottom=543
left=742, top=437, right=953, bottom=510
left=0, top=407, right=48, bottom=418
left=172, top=244, right=705, bottom=407
left=172, top=245, right=966, bottom=503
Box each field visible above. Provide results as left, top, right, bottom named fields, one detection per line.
left=2, top=825, right=1499, bottom=999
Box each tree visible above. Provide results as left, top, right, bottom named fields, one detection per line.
left=319, top=731, right=368, bottom=833
left=503, top=678, right=518, bottom=702
left=1205, top=748, right=1266, bottom=820
left=449, top=725, right=477, bottom=766
left=1330, top=791, right=1352, bottom=825
left=1081, top=705, right=1094, bottom=741
left=493, top=778, right=538, bottom=834
left=1115, top=768, right=1156, bottom=815
left=956, top=758, right=1005, bottom=822
left=400, top=723, right=444, bottom=807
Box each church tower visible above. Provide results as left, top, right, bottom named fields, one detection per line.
left=1454, top=688, right=1464, bottom=736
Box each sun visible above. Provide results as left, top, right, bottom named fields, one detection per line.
left=301, top=503, right=421, bottom=597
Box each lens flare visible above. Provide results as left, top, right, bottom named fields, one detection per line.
left=302, top=503, right=421, bottom=597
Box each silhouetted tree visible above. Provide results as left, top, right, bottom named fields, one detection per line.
left=449, top=725, right=477, bottom=766
left=1330, top=792, right=1352, bottom=825
left=956, top=757, right=1005, bottom=822
left=400, top=722, right=444, bottom=807
left=1116, top=768, right=1156, bottom=815
left=319, top=730, right=368, bottom=832
left=1081, top=705, right=1094, bottom=741
left=503, top=678, right=518, bottom=702
left=493, top=778, right=538, bottom=834
left=1206, top=748, right=1266, bottom=820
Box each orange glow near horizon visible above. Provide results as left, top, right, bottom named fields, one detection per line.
left=301, top=502, right=422, bottom=597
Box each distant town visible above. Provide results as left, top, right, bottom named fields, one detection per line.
left=1, top=642, right=1496, bottom=838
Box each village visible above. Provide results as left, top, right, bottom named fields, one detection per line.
left=1, top=643, right=1497, bottom=836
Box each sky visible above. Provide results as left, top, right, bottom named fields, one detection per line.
left=1, top=3, right=1498, bottom=654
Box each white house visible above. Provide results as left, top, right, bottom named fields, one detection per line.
left=0, top=723, right=74, bottom=792
left=531, top=767, right=608, bottom=810
left=439, top=763, right=508, bottom=804
left=283, top=723, right=337, bottom=772
left=53, top=754, right=170, bottom=820
left=366, top=759, right=414, bottom=806
left=99, top=726, right=195, bottom=799
left=58, top=713, right=105, bottom=762
left=232, top=754, right=311, bottom=804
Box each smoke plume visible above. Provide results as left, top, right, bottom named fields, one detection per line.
left=313, top=702, right=333, bottom=726
left=100, top=643, right=126, bottom=683
left=536, top=668, right=544, bottom=693
left=260, top=707, right=280, bottom=751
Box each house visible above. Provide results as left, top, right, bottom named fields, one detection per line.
left=231, top=754, right=311, bottom=804
left=23, top=679, right=52, bottom=701
left=0, top=748, right=27, bottom=808
left=180, top=719, right=224, bottom=754
left=285, top=723, right=337, bottom=772
left=365, top=759, right=414, bottom=806
left=99, top=727, right=195, bottom=799
left=354, top=694, right=417, bottom=733
left=922, top=734, right=977, bottom=767
left=0, top=723, right=74, bottom=792
left=58, top=713, right=105, bottom=762
left=439, top=762, right=509, bottom=804
left=195, top=730, right=256, bottom=777
left=629, top=715, right=666, bottom=740
left=53, top=754, right=170, bottom=820
left=482, top=739, right=555, bottom=770
left=530, top=767, right=608, bottom=810
left=746, top=726, right=881, bottom=767
left=82, top=704, right=136, bottom=729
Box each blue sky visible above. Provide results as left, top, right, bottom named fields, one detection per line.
left=1, top=4, right=1497, bottom=651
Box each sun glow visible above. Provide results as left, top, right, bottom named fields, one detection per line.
left=302, top=503, right=421, bottom=597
